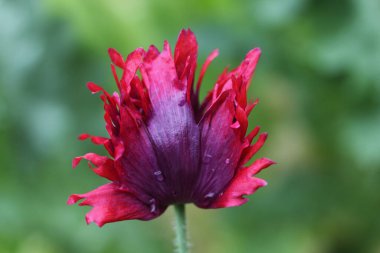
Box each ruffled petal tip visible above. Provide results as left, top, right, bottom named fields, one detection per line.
left=78, top=133, right=109, bottom=145
left=210, top=158, right=276, bottom=208
left=67, top=183, right=163, bottom=227
left=71, top=153, right=119, bottom=181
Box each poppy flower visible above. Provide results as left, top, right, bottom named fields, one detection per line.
left=68, top=29, right=275, bottom=227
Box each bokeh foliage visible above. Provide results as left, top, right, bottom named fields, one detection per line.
left=0, top=0, right=379, bottom=252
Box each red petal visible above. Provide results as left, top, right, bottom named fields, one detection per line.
left=210, top=158, right=275, bottom=208
left=245, top=98, right=259, bottom=116
left=87, top=82, right=105, bottom=94
left=111, top=64, right=121, bottom=91
left=86, top=82, right=120, bottom=139
left=121, top=48, right=145, bottom=90
left=130, top=76, right=150, bottom=115
left=144, top=45, right=160, bottom=63
left=87, top=83, right=120, bottom=112
left=233, top=106, right=248, bottom=138
left=240, top=132, right=268, bottom=166
left=246, top=126, right=260, bottom=144
left=108, top=48, right=125, bottom=69
left=67, top=183, right=163, bottom=227
left=198, top=90, right=230, bottom=124
left=174, top=29, right=198, bottom=83
left=196, top=49, right=219, bottom=96
left=72, top=153, right=119, bottom=181
left=232, top=48, right=261, bottom=88
left=113, top=140, right=125, bottom=160
left=78, top=133, right=109, bottom=145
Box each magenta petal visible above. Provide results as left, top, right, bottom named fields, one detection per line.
left=67, top=183, right=164, bottom=227
left=141, top=41, right=185, bottom=108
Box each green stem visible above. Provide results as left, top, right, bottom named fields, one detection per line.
left=174, top=204, right=189, bottom=253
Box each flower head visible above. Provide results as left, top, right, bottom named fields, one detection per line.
left=68, top=29, right=275, bottom=227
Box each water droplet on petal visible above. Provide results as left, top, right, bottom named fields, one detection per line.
left=149, top=198, right=156, bottom=213
left=204, top=192, right=215, bottom=198
left=153, top=170, right=164, bottom=181
left=225, top=158, right=230, bottom=164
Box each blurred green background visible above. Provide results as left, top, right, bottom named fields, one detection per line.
left=1, top=0, right=379, bottom=252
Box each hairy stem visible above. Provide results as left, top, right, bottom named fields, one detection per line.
left=174, top=204, right=188, bottom=253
